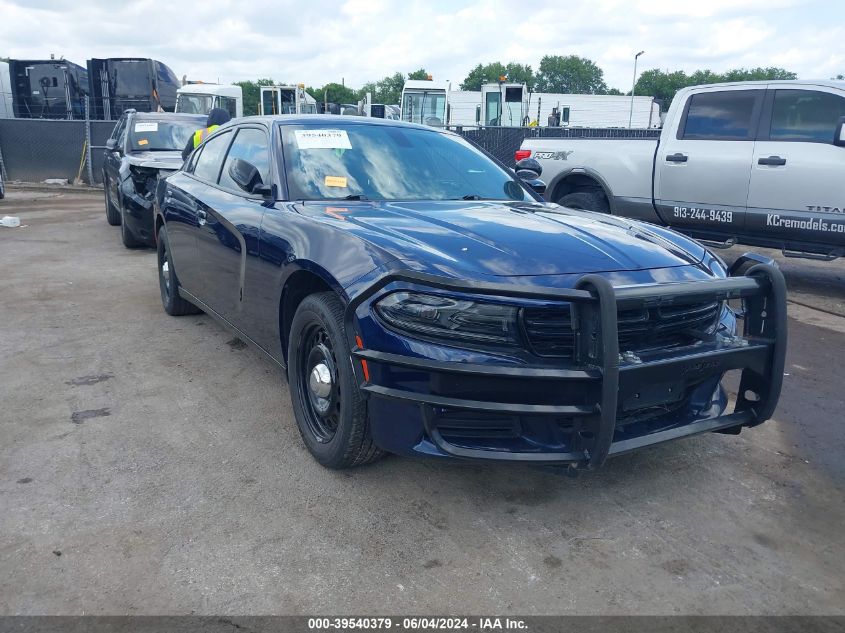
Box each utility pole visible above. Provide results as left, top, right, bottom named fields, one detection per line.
left=629, top=50, right=644, bottom=129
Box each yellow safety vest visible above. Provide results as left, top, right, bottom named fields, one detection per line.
left=193, top=124, right=220, bottom=148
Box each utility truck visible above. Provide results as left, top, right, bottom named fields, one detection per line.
left=519, top=80, right=845, bottom=260
left=258, top=84, right=317, bottom=116
left=175, top=83, right=243, bottom=118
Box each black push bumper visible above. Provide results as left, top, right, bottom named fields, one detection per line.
left=346, top=264, right=787, bottom=469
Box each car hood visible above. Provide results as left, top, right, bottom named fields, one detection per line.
left=296, top=200, right=707, bottom=277
left=126, top=151, right=184, bottom=170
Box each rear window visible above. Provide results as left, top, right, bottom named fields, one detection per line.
left=681, top=90, right=759, bottom=140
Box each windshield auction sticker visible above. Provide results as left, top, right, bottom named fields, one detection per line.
left=134, top=122, right=159, bottom=133
left=295, top=129, right=352, bottom=150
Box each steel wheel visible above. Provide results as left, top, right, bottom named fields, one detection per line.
left=297, top=323, right=341, bottom=443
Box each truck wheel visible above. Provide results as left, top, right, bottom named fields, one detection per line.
left=157, top=226, right=201, bottom=316
left=559, top=190, right=610, bottom=213
left=104, top=177, right=121, bottom=226
left=288, top=292, right=384, bottom=469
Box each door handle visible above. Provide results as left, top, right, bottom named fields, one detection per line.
left=197, top=209, right=207, bottom=226
left=758, top=155, right=787, bottom=166
left=666, top=153, right=688, bottom=163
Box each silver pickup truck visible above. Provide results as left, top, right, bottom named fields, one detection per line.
left=519, top=80, right=845, bottom=260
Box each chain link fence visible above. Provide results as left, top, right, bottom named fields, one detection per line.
left=0, top=98, right=115, bottom=185
left=0, top=115, right=662, bottom=187
left=449, top=126, right=661, bottom=165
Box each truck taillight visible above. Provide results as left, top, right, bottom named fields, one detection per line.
left=514, top=150, right=531, bottom=162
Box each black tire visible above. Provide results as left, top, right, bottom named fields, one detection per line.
left=120, top=199, right=144, bottom=249
left=104, top=177, right=121, bottom=226
left=558, top=190, right=610, bottom=213
left=288, top=292, right=384, bottom=469
left=157, top=226, right=201, bottom=316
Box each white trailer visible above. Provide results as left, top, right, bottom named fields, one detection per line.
left=259, top=84, right=317, bottom=116
left=0, top=61, right=14, bottom=119
left=446, top=83, right=660, bottom=128
left=176, top=83, right=243, bottom=118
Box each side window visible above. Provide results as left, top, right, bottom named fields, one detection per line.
left=220, top=96, right=238, bottom=118
left=192, top=131, right=232, bottom=183
left=681, top=90, right=760, bottom=140
left=185, top=145, right=203, bottom=173
left=769, top=89, right=845, bottom=143
left=218, top=128, right=271, bottom=192
left=110, top=116, right=126, bottom=141
left=116, top=116, right=129, bottom=147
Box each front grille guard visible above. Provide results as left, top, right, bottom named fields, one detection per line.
left=344, top=264, right=787, bottom=469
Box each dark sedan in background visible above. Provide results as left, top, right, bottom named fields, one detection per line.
left=102, top=110, right=205, bottom=247
left=154, top=115, right=786, bottom=471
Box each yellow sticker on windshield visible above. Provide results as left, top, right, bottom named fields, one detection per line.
left=325, top=176, right=348, bottom=188
left=138, top=139, right=149, bottom=146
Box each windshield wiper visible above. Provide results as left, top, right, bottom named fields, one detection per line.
left=343, top=194, right=369, bottom=200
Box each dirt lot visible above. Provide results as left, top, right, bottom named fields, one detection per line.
left=0, top=189, right=843, bottom=615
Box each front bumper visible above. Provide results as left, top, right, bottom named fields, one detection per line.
left=346, top=264, right=787, bottom=469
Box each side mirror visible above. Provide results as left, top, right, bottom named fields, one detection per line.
left=835, top=117, right=845, bottom=147
left=515, top=157, right=542, bottom=177
left=228, top=158, right=271, bottom=197
left=523, top=178, right=546, bottom=196
left=105, top=139, right=118, bottom=151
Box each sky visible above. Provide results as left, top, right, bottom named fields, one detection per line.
left=0, top=0, right=843, bottom=91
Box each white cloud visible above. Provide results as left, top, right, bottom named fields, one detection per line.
left=0, top=0, right=842, bottom=92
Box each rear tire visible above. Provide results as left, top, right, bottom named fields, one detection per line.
left=288, top=292, right=384, bottom=469
left=104, top=177, right=121, bottom=226
left=558, top=190, right=610, bottom=213
left=157, top=226, right=201, bottom=316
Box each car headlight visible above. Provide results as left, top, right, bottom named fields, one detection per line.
left=375, top=292, right=520, bottom=345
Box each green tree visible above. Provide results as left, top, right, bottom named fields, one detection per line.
left=634, top=67, right=798, bottom=110
left=535, top=55, right=608, bottom=94
left=312, top=82, right=359, bottom=105
left=233, top=78, right=277, bottom=116
left=720, top=67, right=796, bottom=82
left=407, top=68, right=431, bottom=81
left=460, top=62, right=534, bottom=91
left=633, top=69, right=690, bottom=105
left=357, top=72, right=405, bottom=105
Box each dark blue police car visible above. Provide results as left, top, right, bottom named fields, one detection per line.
left=155, top=115, right=787, bottom=470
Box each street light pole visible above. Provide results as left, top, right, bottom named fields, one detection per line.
left=629, top=50, right=645, bottom=128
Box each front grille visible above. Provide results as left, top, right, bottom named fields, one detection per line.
left=523, top=300, right=721, bottom=358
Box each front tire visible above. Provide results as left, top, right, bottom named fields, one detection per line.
left=104, top=176, right=121, bottom=226
left=288, top=292, right=383, bottom=469
left=120, top=200, right=144, bottom=249
left=558, top=190, right=610, bottom=213
left=157, top=226, right=201, bottom=316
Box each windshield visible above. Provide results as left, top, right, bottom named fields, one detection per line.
left=402, top=91, right=446, bottom=126
left=176, top=93, right=214, bottom=115
left=280, top=124, right=532, bottom=202
left=128, top=119, right=203, bottom=152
